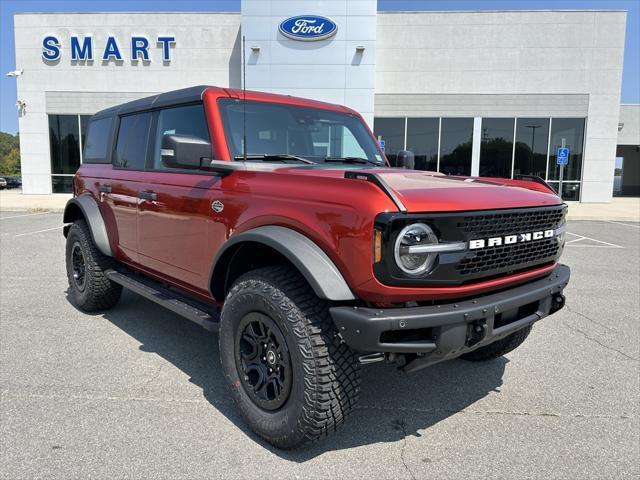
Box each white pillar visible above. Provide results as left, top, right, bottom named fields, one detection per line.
left=471, top=116, right=482, bottom=177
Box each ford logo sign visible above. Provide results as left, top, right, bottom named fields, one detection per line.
left=279, top=15, right=338, bottom=41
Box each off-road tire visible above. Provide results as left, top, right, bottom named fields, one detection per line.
left=461, top=326, right=532, bottom=362
left=219, top=266, right=361, bottom=449
left=65, top=219, right=122, bottom=311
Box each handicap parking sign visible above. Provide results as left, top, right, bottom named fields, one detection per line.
left=378, top=139, right=385, bottom=152
left=557, top=147, right=569, bottom=165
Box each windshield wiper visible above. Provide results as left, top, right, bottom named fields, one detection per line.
left=233, top=154, right=314, bottom=164
left=324, top=156, right=377, bottom=165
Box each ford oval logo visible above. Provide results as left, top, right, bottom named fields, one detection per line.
left=279, top=15, right=338, bottom=41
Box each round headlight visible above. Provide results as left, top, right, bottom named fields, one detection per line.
left=394, top=223, right=438, bottom=276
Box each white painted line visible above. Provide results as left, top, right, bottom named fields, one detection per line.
left=0, top=211, right=51, bottom=220
left=603, top=220, right=640, bottom=229
left=565, top=244, right=623, bottom=248
left=564, top=232, right=623, bottom=249
left=14, top=225, right=63, bottom=237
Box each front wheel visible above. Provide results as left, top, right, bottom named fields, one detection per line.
left=219, top=266, right=361, bottom=449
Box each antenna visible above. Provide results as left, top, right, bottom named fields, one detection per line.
left=242, top=35, right=247, bottom=161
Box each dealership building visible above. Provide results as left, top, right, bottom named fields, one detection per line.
left=11, top=1, right=638, bottom=201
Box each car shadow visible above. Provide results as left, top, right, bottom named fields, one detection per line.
left=70, top=290, right=507, bottom=461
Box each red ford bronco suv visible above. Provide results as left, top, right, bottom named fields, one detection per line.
left=64, top=86, right=569, bottom=449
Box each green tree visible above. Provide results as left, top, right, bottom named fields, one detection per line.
left=0, top=132, right=21, bottom=176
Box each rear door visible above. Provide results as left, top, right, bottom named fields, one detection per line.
left=136, top=103, right=221, bottom=294
left=103, top=112, right=152, bottom=263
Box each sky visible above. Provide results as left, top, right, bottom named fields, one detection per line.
left=1, top=0, right=638, bottom=134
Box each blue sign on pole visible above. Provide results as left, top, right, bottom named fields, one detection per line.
left=557, top=147, right=569, bottom=165
left=378, top=139, right=385, bottom=152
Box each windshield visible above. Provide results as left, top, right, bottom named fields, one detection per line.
left=218, top=98, right=385, bottom=165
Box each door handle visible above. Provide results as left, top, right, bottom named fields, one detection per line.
left=98, top=184, right=112, bottom=193
left=138, top=191, right=158, bottom=201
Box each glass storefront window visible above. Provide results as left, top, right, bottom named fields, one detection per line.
left=373, top=117, right=404, bottom=166
left=49, top=114, right=92, bottom=192
left=479, top=118, right=514, bottom=178
left=439, top=118, right=473, bottom=176
left=406, top=118, right=438, bottom=171
left=80, top=115, right=91, bottom=157
left=513, top=118, right=549, bottom=179
left=548, top=118, right=585, bottom=181
left=49, top=114, right=81, bottom=174
left=51, top=175, right=74, bottom=193
left=547, top=182, right=581, bottom=202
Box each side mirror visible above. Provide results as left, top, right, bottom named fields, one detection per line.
left=161, top=134, right=212, bottom=169
left=396, top=150, right=415, bottom=169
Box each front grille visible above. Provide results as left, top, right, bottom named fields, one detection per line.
left=456, top=209, right=566, bottom=239
left=456, top=238, right=560, bottom=275
left=453, top=206, right=566, bottom=278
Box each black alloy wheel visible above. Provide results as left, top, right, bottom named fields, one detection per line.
left=70, top=241, right=87, bottom=291
left=235, top=312, right=292, bottom=411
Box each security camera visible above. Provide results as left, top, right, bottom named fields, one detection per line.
left=6, top=69, right=23, bottom=77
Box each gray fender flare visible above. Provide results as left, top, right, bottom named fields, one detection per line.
left=63, top=194, right=113, bottom=257
left=212, top=226, right=356, bottom=301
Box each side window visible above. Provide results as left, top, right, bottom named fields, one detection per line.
left=83, top=116, right=113, bottom=164
left=114, top=112, right=151, bottom=169
left=153, top=104, right=210, bottom=170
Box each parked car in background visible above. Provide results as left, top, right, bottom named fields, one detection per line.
left=0, top=178, right=7, bottom=189
left=3, top=176, right=22, bottom=189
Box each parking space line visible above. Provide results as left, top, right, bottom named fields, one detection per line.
left=565, top=232, right=623, bottom=249
left=0, top=211, right=51, bottom=220
left=603, top=220, right=640, bottom=229
left=14, top=225, right=63, bottom=237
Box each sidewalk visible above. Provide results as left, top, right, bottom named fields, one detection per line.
left=0, top=189, right=71, bottom=212
left=1, top=189, right=639, bottom=221
left=565, top=197, right=640, bottom=221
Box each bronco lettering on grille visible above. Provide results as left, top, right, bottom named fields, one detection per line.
left=469, top=229, right=555, bottom=250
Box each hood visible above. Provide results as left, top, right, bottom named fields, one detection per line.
left=372, top=170, right=561, bottom=212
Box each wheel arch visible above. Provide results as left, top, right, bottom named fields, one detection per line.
left=210, top=226, right=356, bottom=303
left=63, top=195, right=113, bottom=257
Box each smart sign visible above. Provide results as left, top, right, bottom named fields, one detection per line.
left=42, top=35, right=176, bottom=63
left=278, top=15, right=338, bottom=41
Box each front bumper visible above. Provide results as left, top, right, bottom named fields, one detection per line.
left=330, top=264, right=570, bottom=371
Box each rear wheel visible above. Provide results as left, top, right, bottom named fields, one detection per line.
left=461, top=326, right=532, bottom=362
left=65, top=220, right=122, bottom=311
left=219, top=266, right=361, bottom=449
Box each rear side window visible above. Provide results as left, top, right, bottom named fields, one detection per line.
left=83, top=116, right=112, bottom=163
left=152, top=104, right=210, bottom=170
left=114, top=112, right=151, bottom=169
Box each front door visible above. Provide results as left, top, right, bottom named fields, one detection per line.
left=136, top=104, right=219, bottom=295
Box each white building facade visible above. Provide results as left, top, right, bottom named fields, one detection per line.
left=12, top=1, right=632, bottom=202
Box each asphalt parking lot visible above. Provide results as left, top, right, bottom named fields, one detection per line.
left=1, top=212, right=638, bottom=479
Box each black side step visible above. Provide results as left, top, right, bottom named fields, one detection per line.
left=105, top=269, right=220, bottom=332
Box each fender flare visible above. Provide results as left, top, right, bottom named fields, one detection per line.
left=63, top=194, right=113, bottom=257
left=211, top=226, right=356, bottom=302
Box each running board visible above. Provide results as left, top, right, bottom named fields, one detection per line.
left=105, top=269, right=220, bottom=332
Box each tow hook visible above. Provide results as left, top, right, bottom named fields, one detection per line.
left=551, top=293, right=566, bottom=313
left=466, top=320, right=487, bottom=347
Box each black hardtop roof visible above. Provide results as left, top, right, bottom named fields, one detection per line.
left=93, top=85, right=214, bottom=118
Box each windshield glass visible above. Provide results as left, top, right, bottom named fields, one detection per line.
left=218, top=98, right=385, bottom=165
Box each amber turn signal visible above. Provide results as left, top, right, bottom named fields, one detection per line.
left=373, top=229, right=383, bottom=263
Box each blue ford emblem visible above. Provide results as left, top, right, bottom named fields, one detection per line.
left=279, top=15, right=338, bottom=41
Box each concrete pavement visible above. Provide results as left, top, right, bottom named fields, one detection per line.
left=0, top=212, right=638, bottom=479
